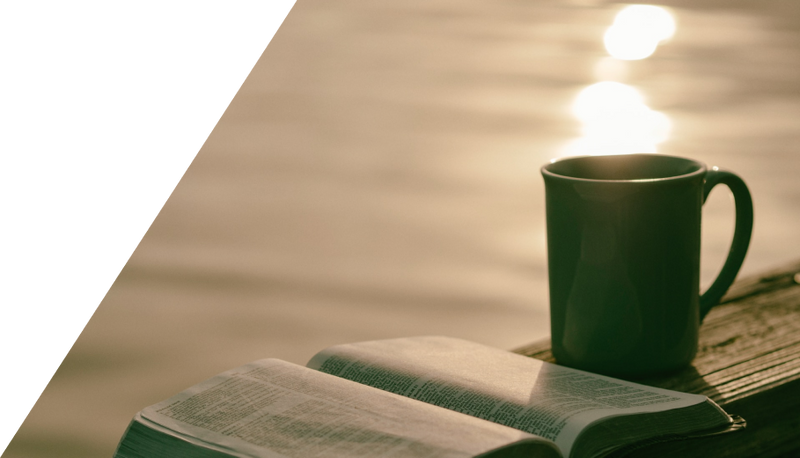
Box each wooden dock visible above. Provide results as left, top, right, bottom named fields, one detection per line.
left=515, top=259, right=800, bottom=457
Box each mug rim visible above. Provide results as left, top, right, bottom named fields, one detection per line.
left=541, top=153, right=707, bottom=183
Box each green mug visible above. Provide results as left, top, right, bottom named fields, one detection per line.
left=541, top=154, right=753, bottom=377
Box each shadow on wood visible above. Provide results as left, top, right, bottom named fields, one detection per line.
left=515, top=259, right=800, bottom=458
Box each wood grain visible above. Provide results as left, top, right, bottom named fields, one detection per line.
left=514, top=259, right=800, bottom=457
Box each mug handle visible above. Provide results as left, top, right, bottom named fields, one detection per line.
left=699, top=167, right=754, bottom=321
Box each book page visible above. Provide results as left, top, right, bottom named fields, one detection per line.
left=307, top=337, right=727, bottom=458
left=139, top=359, right=560, bottom=458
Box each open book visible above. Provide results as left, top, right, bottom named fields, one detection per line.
left=114, top=337, right=742, bottom=458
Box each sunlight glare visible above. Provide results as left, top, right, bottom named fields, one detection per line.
left=572, top=82, right=644, bottom=121
left=562, top=81, right=671, bottom=157
left=604, top=5, right=676, bottom=60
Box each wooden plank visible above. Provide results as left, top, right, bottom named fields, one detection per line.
left=514, top=259, right=800, bottom=458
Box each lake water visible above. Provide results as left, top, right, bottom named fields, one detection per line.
left=6, top=1, right=800, bottom=457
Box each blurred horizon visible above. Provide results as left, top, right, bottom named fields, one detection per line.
left=6, top=0, right=800, bottom=456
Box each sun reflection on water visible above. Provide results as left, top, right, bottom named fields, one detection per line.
left=561, top=5, right=675, bottom=158
left=604, top=5, right=675, bottom=60
left=563, top=81, right=671, bottom=156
